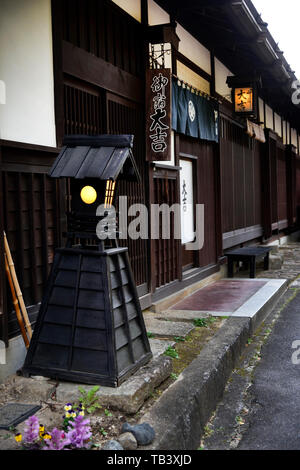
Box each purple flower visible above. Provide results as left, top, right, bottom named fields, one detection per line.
left=23, top=415, right=40, bottom=444
left=43, top=429, right=70, bottom=451
left=66, top=415, right=92, bottom=449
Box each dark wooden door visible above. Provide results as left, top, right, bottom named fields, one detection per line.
left=150, top=167, right=180, bottom=289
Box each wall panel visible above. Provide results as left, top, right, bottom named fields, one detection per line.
left=220, top=116, right=263, bottom=247
left=0, top=0, right=56, bottom=146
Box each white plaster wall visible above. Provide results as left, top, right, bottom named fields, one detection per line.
left=265, top=104, right=274, bottom=130
left=259, top=97, right=264, bottom=127
left=292, top=128, right=298, bottom=149
left=111, top=0, right=141, bottom=22
left=177, top=61, right=210, bottom=94
left=215, top=58, right=233, bottom=102
left=283, top=120, right=287, bottom=144
left=287, top=122, right=291, bottom=145
left=275, top=113, right=282, bottom=137
left=0, top=0, right=56, bottom=147
left=0, top=335, right=27, bottom=384
left=148, top=0, right=170, bottom=25
left=177, top=24, right=211, bottom=75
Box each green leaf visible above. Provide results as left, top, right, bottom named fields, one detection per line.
left=193, top=318, right=208, bottom=327
left=100, top=427, right=107, bottom=437
left=164, top=346, right=179, bottom=359
left=174, top=336, right=185, bottom=342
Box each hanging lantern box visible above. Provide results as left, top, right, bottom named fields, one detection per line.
left=226, top=75, right=261, bottom=121
left=22, top=135, right=152, bottom=387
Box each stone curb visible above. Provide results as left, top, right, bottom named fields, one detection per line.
left=137, top=296, right=283, bottom=450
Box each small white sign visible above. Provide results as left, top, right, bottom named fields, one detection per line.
left=0, top=80, right=6, bottom=105
left=0, top=340, right=6, bottom=365
left=180, top=159, right=194, bottom=244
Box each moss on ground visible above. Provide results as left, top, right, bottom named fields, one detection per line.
left=135, top=317, right=226, bottom=419
left=171, top=319, right=225, bottom=377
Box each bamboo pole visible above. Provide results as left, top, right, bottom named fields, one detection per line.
left=4, top=254, right=29, bottom=349
left=4, top=232, right=32, bottom=339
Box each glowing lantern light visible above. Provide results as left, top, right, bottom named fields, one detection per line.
left=80, top=185, right=97, bottom=205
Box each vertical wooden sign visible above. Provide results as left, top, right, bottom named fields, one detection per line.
left=146, top=68, right=171, bottom=162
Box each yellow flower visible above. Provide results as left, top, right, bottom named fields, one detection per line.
left=42, top=433, right=52, bottom=440
left=39, top=425, right=45, bottom=436
left=71, top=412, right=76, bottom=418
left=65, top=412, right=71, bottom=418
left=15, top=433, right=22, bottom=443
left=64, top=405, right=72, bottom=412
left=79, top=411, right=85, bottom=416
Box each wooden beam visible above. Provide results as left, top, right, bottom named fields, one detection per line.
left=62, top=41, right=144, bottom=104
left=51, top=0, right=65, bottom=147
left=141, top=0, right=148, bottom=25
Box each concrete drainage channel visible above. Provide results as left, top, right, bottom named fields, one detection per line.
left=137, top=278, right=288, bottom=450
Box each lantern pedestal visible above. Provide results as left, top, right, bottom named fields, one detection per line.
left=22, top=246, right=152, bottom=387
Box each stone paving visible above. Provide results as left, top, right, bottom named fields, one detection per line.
left=257, top=243, right=300, bottom=281
left=143, top=243, right=300, bottom=359
left=201, top=243, right=300, bottom=450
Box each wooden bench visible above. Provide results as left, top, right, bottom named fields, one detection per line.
left=226, top=246, right=273, bottom=279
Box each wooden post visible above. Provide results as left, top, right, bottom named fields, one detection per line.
left=4, top=255, right=29, bottom=349
left=4, top=232, right=33, bottom=340
left=262, top=129, right=273, bottom=240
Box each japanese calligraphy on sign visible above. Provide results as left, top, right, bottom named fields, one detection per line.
left=146, top=69, right=171, bottom=161
left=234, top=87, right=254, bottom=114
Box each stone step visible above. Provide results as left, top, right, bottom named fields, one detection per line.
left=55, top=355, right=172, bottom=415
left=144, top=317, right=194, bottom=339
left=149, top=339, right=176, bottom=359
left=149, top=309, right=212, bottom=323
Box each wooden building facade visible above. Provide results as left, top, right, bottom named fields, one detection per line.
left=1, top=0, right=300, bottom=365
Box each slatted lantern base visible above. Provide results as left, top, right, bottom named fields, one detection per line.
left=22, top=246, right=152, bottom=387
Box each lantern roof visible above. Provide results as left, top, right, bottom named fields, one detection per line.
left=49, top=134, right=140, bottom=182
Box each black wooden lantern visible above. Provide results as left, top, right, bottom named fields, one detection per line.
left=22, top=135, right=152, bottom=387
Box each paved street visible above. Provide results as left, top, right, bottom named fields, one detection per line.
left=202, top=285, right=300, bottom=450
left=238, top=288, right=300, bottom=450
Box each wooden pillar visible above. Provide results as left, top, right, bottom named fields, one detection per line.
left=261, top=129, right=274, bottom=240
left=51, top=0, right=64, bottom=147
left=214, top=141, right=223, bottom=260
left=286, top=144, right=297, bottom=228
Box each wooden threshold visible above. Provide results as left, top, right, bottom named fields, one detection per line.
left=152, top=263, right=220, bottom=303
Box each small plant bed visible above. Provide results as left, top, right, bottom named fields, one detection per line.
left=134, top=316, right=227, bottom=419
left=172, top=317, right=226, bottom=377
left=0, top=389, right=138, bottom=450
left=0, top=316, right=227, bottom=450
